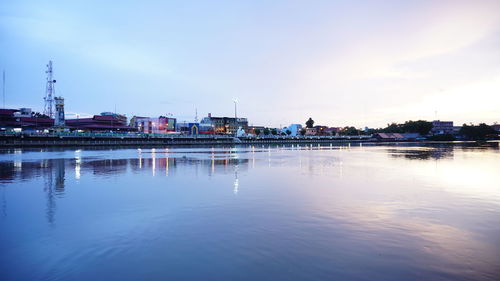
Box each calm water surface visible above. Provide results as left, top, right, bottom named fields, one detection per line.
left=1, top=143, right=499, bottom=281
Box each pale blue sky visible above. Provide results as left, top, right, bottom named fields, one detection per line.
left=1, top=0, right=499, bottom=127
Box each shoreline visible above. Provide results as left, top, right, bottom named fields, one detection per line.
left=0, top=133, right=496, bottom=148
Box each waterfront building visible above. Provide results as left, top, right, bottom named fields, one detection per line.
left=0, top=108, right=54, bottom=131
left=101, top=112, right=127, bottom=124
left=431, top=120, right=454, bottom=135
left=14, top=108, right=33, bottom=117
left=201, top=113, right=248, bottom=134
left=132, top=116, right=177, bottom=134
left=281, top=124, right=302, bottom=136
left=324, top=127, right=342, bottom=136
left=54, top=97, right=65, bottom=127
left=305, top=128, right=317, bottom=136
left=188, top=123, right=200, bottom=135
left=247, top=126, right=266, bottom=136
left=313, top=126, right=330, bottom=136
left=66, top=113, right=134, bottom=131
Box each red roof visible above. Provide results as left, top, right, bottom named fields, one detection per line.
left=0, top=109, right=19, bottom=115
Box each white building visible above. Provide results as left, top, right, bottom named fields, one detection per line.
left=281, top=124, right=302, bottom=136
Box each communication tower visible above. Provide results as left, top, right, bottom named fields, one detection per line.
left=44, top=61, right=56, bottom=118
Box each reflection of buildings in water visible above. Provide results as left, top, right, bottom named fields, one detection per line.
left=388, top=147, right=455, bottom=160
left=0, top=157, right=68, bottom=223
left=82, top=159, right=129, bottom=177
left=130, top=157, right=178, bottom=177
left=0, top=161, right=47, bottom=183
left=44, top=158, right=66, bottom=225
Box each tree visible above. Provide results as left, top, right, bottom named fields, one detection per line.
left=254, top=128, right=261, bottom=136
left=340, top=126, right=360, bottom=136
left=32, top=112, right=49, bottom=118
left=380, top=120, right=432, bottom=135
left=300, top=128, right=306, bottom=136
left=286, top=130, right=291, bottom=135
left=263, top=128, right=270, bottom=135
left=306, top=118, right=314, bottom=128
left=459, top=123, right=496, bottom=140
left=271, top=129, right=277, bottom=135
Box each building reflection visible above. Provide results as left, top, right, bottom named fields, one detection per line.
left=387, top=147, right=454, bottom=160
left=0, top=149, right=255, bottom=222
left=44, top=159, right=66, bottom=225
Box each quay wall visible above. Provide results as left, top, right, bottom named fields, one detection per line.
left=0, top=133, right=374, bottom=147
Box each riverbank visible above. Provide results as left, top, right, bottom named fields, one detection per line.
left=0, top=132, right=376, bottom=147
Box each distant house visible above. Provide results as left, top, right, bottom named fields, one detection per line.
left=313, top=126, right=329, bottom=136
left=324, top=127, right=342, bottom=136
left=431, top=120, right=454, bottom=135
left=305, top=128, right=317, bottom=136
left=492, top=124, right=500, bottom=132
left=130, top=116, right=176, bottom=134
left=248, top=125, right=265, bottom=136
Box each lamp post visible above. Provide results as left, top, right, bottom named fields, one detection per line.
left=233, top=99, right=238, bottom=119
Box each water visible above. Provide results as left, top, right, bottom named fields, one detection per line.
left=1, top=143, right=499, bottom=281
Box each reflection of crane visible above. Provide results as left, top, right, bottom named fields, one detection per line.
left=44, top=160, right=55, bottom=225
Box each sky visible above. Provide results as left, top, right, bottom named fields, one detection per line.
left=1, top=0, right=499, bottom=128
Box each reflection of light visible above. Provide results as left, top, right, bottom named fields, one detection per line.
left=211, top=156, right=215, bottom=174
left=152, top=148, right=156, bottom=176
left=138, top=148, right=142, bottom=168
left=233, top=165, right=239, bottom=195
left=75, top=150, right=81, bottom=180
left=165, top=157, right=169, bottom=176
left=234, top=178, right=239, bottom=195
left=14, top=160, right=22, bottom=171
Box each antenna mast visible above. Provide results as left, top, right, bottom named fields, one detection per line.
left=44, top=61, right=56, bottom=118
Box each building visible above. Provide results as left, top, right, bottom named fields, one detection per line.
left=54, top=97, right=65, bottom=127
left=305, top=127, right=317, bottom=136
left=492, top=124, right=500, bottom=132
left=66, top=113, right=134, bottom=132
left=325, top=127, right=342, bottom=136
left=247, top=126, right=266, bottom=136
left=431, top=120, right=454, bottom=135
left=281, top=124, right=302, bottom=136
left=201, top=113, right=248, bottom=134
left=199, top=118, right=215, bottom=134
left=188, top=123, right=200, bottom=135
left=131, top=116, right=176, bottom=134
left=0, top=108, right=54, bottom=131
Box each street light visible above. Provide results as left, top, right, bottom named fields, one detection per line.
left=233, top=99, right=238, bottom=119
